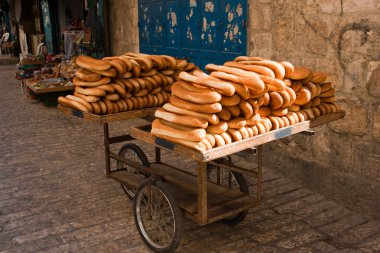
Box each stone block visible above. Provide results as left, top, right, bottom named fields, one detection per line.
left=277, top=229, right=325, bottom=250
left=274, top=18, right=295, bottom=53
left=251, top=229, right=287, bottom=244
left=353, top=141, right=380, bottom=180
left=250, top=3, right=272, bottom=33
left=318, top=0, right=342, bottom=14
left=373, top=104, right=380, bottom=139
left=252, top=33, right=272, bottom=51
left=367, top=62, right=380, bottom=97
left=319, top=214, right=368, bottom=236
left=343, top=0, right=376, bottom=13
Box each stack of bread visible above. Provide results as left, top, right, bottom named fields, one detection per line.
left=58, top=53, right=197, bottom=114
left=151, top=56, right=341, bottom=151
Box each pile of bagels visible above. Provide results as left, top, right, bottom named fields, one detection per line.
left=151, top=56, right=340, bottom=151
left=58, top=53, right=197, bottom=114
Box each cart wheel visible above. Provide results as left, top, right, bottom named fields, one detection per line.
left=134, top=179, right=183, bottom=253
left=117, top=143, right=150, bottom=200
left=207, top=160, right=249, bottom=225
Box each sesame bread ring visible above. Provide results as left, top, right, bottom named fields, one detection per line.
left=113, top=83, right=127, bottom=98
left=305, top=82, right=319, bottom=99
left=328, top=103, right=337, bottom=113
left=74, top=92, right=101, bottom=103
left=295, top=87, right=312, bottom=105
left=283, top=78, right=292, bottom=87
left=221, top=132, right=232, bottom=144
left=76, top=55, right=111, bottom=71
left=151, top=86, right=162, bottom=95
left=156, top=92, right=165, bottom=106
left=103, top=99, right=114, bottom=114
left=58, top=96, right=89, bottom=112
left=179, top=72, right=235, bottom=96
left=149, top=56, right=166, bottom=70
left=256, top=122, right=267, bottom=134
left=206, top=63, right=261, bottom=79
left=125, top=54, right=153, bottom=72
left=277, top=117, right=285, bottom=128
left=224, top=106, right=241, bottom=118
left=269, top=92, right=284, bottom=110
left=231, top=82, right=250, bottom=100
left=320, top=96, right=336, bottom=103
left=303, top=108, right=315, bottom=119
left=141, top=69, right=158, bottom=77
left=239, top=127, right=250, bottom=139
left=172, top=81, right=222, bottom=104
left=161, top=55, right=177, bottom=69
left=234, top=56, right=267, bottom=62
left=224, top=61, right=275, bottom=78
left=260, top=75, right=286, bottom=92
left=106, top=93, right=120, bottom=102
left=245, top=126, right=254, bottom=138
left=330, top=102, right=341, bottom=111
left=98, top=100, right=107, bottom=114
left=91, top=68, right=117, bottom=78
left=290, top=81, right=302, bottom=93
left=289, top=67, right=312, bottom=80
left=320, top=82, right=332, bottom=92
left=143, top=78, right=154, bottom=92
left=119, top=72, right=133, bottom=79
left=263, top=92, right=270, bottom=106
left=115, top=100, right=125, bottom=112
left=134, top=88, right=149, bottom=97
left=239, top=100, right=254, bottom=119
left=73, top=76, right=111, bottom=87
left=269, top=116, right=280, bottom=130
left=76, top=68, right=102, bottom=82
left=185, top=62, right=196, bottom=71
left=285, top=113, right=296, bottom=125
left=319, top=103, right=330, bottom=114
left=206, top=134, right=216, bottom=147
left=117, top=56, right=133, bottom=71
left=288, top=104, right=301, bottom=112
left=220, top=94, right=241, bottom=106
left=66, top=95, right=93, bottom=113
left=262, top=118, right=273, bottom=131
left=108, top=59, right=126, bottom=75
left=228, top=117, right=246, bottom=129
left=210, top=71, right=265, bottom=93
left=129, top=59, right=141, bottom=77
left=281, top=116, right=290, bottom=127
left=320, top=88, right=336, bottom=97
left=246, top=113, right=261, bottom=126
left=279, top=61, right=295, bottom=78
left=271, top=107, right=288, bottom=117
left=285, top=87, right=296, bottom=105
left=163, top=103, right=219, bottom=125
left=217, top=108, right=232, bottom=121
left=136, top=96, right=146, bottom=109
left=227, top=128, right=243, bottom=142
left=239, top=60, right=286, bottom=79
left=250, top=125, right=258, bottom=136
left=75, top=86, right=106, bottom=97
left=161, top=69, right=175, bottom=76
left=311, top=97, right=321, bottom=107
left=170, top=95, right=222, bottom=113
left=311, top=72, right=327, bottom=83
left=300, top=110, right=309, bottom=120
left=201, top=138, right=213, bottom=150
left=155, top=108, right=208, bottom=128
left=288, top=112, right=299, bottom=123
left=258, top=107, right=270, bottom=117
left=125, top=99, right=134, bottom=111
left=311, top=107, right=321, bottom=117
left=97, top=84, right=116, bottom=93
left=206, top=121, right=228, bottom=134
left=214, top=134, right=226, bottom=147
left=295, top=111, right=306, bottom=122
left=119, top=100, right=128, bottom=112
left=157, top=73, right=169, bottom=86
left=152, top=119, right=206, bottom=142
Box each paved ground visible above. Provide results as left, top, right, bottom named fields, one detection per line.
left=0, top=64, right=380, bottom=253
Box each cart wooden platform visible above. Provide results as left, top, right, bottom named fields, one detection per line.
left=58, top=105, right=345, bottom=252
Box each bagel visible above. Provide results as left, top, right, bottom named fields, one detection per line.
left=206, top=121, right=228, bottom=134
left=234, top=56, right=267, bottom=62
left=76, top=68, right=102, bottom=82
left=311, top=72, right=327, bottom=83
left=320, top=82, right=332, bottom=92
left=281, top=116, right=290, bottom=127
left=134, top=88, right=149, bottom=97
left=283, top=78, right=292, bottom=87
left=258, top=107, right=270, bottom=117
left=285, top=113, right=297, bottom=125
left=311, top=107, right=321, bottom=117
left=217, top=108, right=232, bottom=121
left=113, top=83, right=127, bottom=98
left=260, top=118, right=272, bottom=132
left=75, top=86, right=106, bottom=97
left=224, top=61, right=275, bottom=78
left=250, top=125, right=259, bottom=136
left=163, top=103, right=219, bottom=125
left=76, top=56, right=111, bottom=71
left=269, top=116, right=280, bottom=130
left=91, top=68, right=117, bottom=78
left=221, top=132, right=232, bottom=144
left=155, top=108, right=208, bottom=128
left=200, top=138, right=213, bottom=150
left=288, top=104, right=301, bottom=112
left=239, top=100, right=254, bottom=119
left=108, top=59, right=127, bottom=75
left=319, top=88, right=336, bottom=97
left=161, top=55, right=177, bottom=69
left=224, top=106, right=241, bottom=118
left=294, top=87, right=312, bottom=105
left=300, top=110, right=309, bottom=120
left=303, top=108, right=315, bottom=119
left=295, top=111, right=306, bottom=122
left=279, top=61, right=295, bottom=78
left=328, top=103, right=337, bottom=113
left=220, top=94, right=241, bottom=106
left=210, top=71, right=266, bottom=92
left=311, top=97, right=321, bottom=107
left=244, top=126, right=254, bottom=138
left=239, top=127, right=250, bottom=139
left=320, top=96, right=336, bottom=103
left=179, top=72, right=235, bottom=96
left=271, top=107, right=288, bottom=117
left=106, top=93, right=120, bottom=102
left=97, top=84, right=116, bottom=93
left=206, top=134, right=216, bottom=147
left=125, top=54, right=153, bottom=72
left=74, top=92, right=101, bottom=103
left=228, top=117, right=246, bottom=129
left=73, top=76, right=111, bottom=87
left=305, top=82, right=319, bottom=99
left=58, top=96, right=89, bottom=112
left=319, top=103, right=331, bottom=114
left=130, top=59, right=142, bottom=77
left=246, top=98, right=262, bottom=113
left=256, top=122, right=266, bottom=134
left=277, top=117, right=285, bottom=128
left=119, top=72, right=133, bottom=79
left=290, top=81, right=302, bottom=93
left=278, top=90, right=291, bottom=108
left=285, top=87, right=297, bottom=106
left=214, top=134, right=226, bottom=147
left=246, top=113, right=261, bottom=126
left=170, top=96, right=222, bottom=113
left=227, top=128, right=243, bottom=142
left=289, top=67, right=312, bottom=80
left=269, top=92, right=284, bottom=110
left=151, top=86, right=162, bottom=95
left=117, top=56, right=133, bottom=71
left=330, top=102, right=341, bottom=111
left=152, top=120, right=206, bottom=144
left=239, top=60, right=286, bottom=79
left=171, top=81, right=222, bottom=104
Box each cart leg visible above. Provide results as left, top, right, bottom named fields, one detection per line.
left=104, top=123, right=111, bottom=177
left=155, top=147, right=161, bottom=164
left=257, top=145, right=263, bottom=202
left=197, top=161, right=208, bottom=225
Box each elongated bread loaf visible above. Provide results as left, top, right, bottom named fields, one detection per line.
left=155, top=108, right=208, bottom=128
left=171, top=81, right=221, bottom=104
left=152, top=119, right=206, bottom=142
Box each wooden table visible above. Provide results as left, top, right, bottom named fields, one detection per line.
left=24, top=78, right=74, bottom=94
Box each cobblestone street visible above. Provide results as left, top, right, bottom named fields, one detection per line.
left=1, top=65, right=380, bottom=252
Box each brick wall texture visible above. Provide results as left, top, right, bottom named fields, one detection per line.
left=108, top=0, right=380, bottom=219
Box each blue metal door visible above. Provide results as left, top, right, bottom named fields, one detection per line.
left=138, top=0, right=247, bottom=69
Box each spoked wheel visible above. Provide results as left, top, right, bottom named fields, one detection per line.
left=134, top=179, right=183, bottom=253
left=117, top=143, right=150, bottom=200
left=207, top=158, right=249, bottom=225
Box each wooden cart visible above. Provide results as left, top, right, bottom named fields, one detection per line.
left=59, top=105, right=345, bottom=253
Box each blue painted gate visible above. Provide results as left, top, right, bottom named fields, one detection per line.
left=138, top=0, right=247, bottom=69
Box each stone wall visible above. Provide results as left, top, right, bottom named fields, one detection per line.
left=108, top=0, right=139, bottom=55
left=249, top=0, right=380, bottom=219
left=107, top=0, right=380, bottom=219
